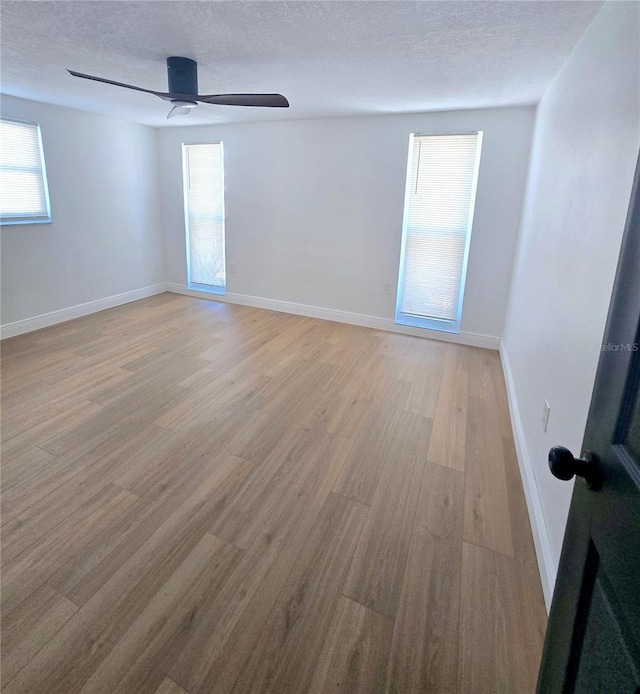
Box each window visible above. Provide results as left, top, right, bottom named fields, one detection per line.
left=396, top=132, right=483, bottom=333
left=0, top=117, right=51, bottom=225
left=182, top=142, right=226, bottom=294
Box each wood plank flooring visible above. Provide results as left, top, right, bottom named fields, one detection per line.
left=1, top=293, right=547, bottom=693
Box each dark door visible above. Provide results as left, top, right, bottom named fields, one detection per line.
left=537, top=154, right=640, bottom=693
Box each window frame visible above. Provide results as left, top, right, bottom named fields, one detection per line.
left=395, top=130, right=483, bottom=334
left=0, top=116, right=52, bottom=226
left=181, top=140, right=226, bottom=296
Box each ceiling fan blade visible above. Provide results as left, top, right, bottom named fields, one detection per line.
left=196, top=93, right=289, bottom=108
left=167, top=104, right=194, bottom=119
left=70, top=67, right=289, bottom=109
left=67, top=69, right=173, bottom=101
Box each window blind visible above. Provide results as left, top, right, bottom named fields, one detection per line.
left=396, top=132, right=483, bottom=333
left=182, top=142, right=226, bottom=292
left=0, top=118, right=51, bottom=224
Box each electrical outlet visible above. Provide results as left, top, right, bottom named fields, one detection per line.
left=383, top=282, right=392, bottom=295
left=229, top=263, right=236, bottom=274
left=542, top=400, right=551, bottom=433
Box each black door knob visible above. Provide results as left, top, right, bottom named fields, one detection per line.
left=548, top=446, right=602, bottom=490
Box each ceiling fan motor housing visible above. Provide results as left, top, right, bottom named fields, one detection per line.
left=167, top=57, right=198, bottom=101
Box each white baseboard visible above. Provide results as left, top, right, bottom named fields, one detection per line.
left=0, top=283, right=168, bottom=339
left=166, top=283, right=500, bottom=350
left=500, top=341, right=555, bottom=611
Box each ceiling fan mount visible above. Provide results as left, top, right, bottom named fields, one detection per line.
left=167, top=56, right=198, bottom=97
left=68, top=56, right=290, bottom=119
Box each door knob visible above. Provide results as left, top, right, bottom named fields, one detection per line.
left=548, top=446, right=602, bottom=490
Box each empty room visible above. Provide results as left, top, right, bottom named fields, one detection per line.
left=1, top=1, right=638, bottom=692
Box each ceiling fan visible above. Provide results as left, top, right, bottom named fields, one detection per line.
left=68, top=56, right=290, bottom=119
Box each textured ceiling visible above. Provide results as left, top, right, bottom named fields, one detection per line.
left=0, top=1, right=603, bottom=127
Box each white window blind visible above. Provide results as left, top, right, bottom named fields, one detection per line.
left=396, top=132, right=483, bottom=333
left=182, top=142, right=226, bottom=293
left=0, top=118, right=51, bottom=225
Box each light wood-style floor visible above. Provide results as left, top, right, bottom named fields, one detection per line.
left=1, top=293, right=546, bottom=694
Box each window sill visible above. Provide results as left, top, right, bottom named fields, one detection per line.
left=0, top=218, right=52, bottom=226
left=187, top=282, right=226, bottom=296
left=395, top=313, right=460, bottom=334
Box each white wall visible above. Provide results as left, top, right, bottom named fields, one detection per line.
left=502, top=0, right=640, bottom=604
left=0, top=95, right=164, bottom=327
left=158, top=107, right=535, bottom=340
